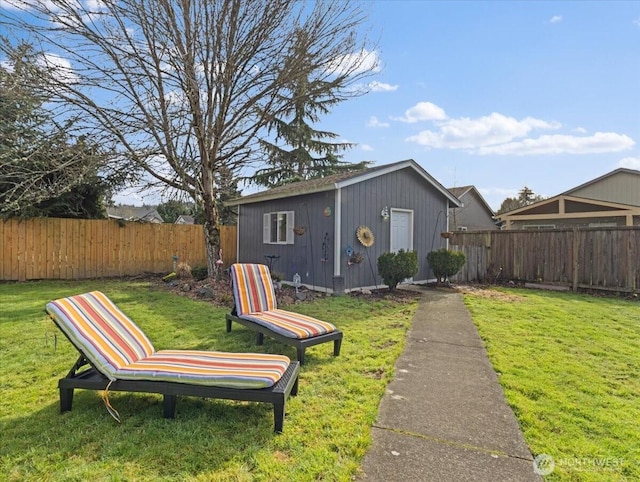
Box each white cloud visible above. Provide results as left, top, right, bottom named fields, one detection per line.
left=329, top=48, right=381, bottom=76
left=392, top=101, right=447, bottom=123
left=618, top=156, right=640, bottom=169
left=369, top=81, right=398, bottom=92
left=406, top=112, right=560, bottom=149
left=550, top=15, right=563, bottom=23
left=634, top=17, right=640, bottom=27
left=360, top=144, right=374, bottom=152
left=404, top=107, right=634, bottom=156
left=477, top=132, right=635, bottom=156
left=40, top=53, right=79, bottom=84
left=367, top=116, right=390, bottom=128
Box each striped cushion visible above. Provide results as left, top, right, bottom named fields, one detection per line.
left=230, top=264, right=277, bottom=315
left=240, top=309, right=337, bottom=339
left=115, top=350, right=290, bottom=389
left=46, top=291, right=155, bottom=380
left=47, top=291, right=290, bottom=389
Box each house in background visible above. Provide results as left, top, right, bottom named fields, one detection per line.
left=498, top=168, right=640, bottom=229
left=175, top=215, right=195, bottom=224
left=226, top=159, right=461, bottom=293
left=106, top=206, right=165, bottom=223
left=447, top=185, right=497, bottom=231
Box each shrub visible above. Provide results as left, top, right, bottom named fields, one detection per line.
left=191, top=265, right=209, bottom=281
left=426, top=249, right=466, bottom=284
left=377, top=250, right=419, bottom=291
left=175, top=262, right=193, bottom=280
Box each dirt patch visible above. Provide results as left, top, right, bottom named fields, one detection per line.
left=457, top=284, right=525, bottom=302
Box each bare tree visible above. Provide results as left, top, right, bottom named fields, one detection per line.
left=1, top=0, right=377, bottom=275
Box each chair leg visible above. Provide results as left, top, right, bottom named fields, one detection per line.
left=226, top=319, right=232, bottom=333
left=333, top=338, right=342, bottom=356
left=291, top=376, right=299, bottom=397
left=273, top=401, right=285, bottom=433
left=163, top=394, right=177, bottom=418
left=60, top=386, right=74, bottom=413
left=297, top=348, right=305, bottom=365
left=256, top=332, right=264, bottom=346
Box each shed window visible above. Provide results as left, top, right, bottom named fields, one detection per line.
left=263, top=211, right=294, bottom=244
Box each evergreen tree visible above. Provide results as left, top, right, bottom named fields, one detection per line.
left=496, top=186, right=545, bottom=215
left=157, top=200, right=190, bottom=224
left=253, top=32, right=369, bottom=188
left=0, top=43, right=113, bottom=218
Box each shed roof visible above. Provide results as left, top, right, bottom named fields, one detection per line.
left=228, top=159, right=461, bottom=207
left=447, top=185, right=495, bottom=216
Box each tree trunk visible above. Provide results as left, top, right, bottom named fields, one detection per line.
left=202, top=167, right=221, bottom=279
left=203, top=210, right=221, bottom=279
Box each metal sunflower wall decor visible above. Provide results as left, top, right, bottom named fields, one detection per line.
left=356, top=225, right=375, bottom=247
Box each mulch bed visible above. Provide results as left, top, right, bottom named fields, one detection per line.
left=151, top=274, right=424, bottom=309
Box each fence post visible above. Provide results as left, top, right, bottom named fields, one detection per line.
left=572, top=227, right=579, bottom=292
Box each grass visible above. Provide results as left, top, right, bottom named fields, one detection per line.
left=463, top=288, right=640, bottom=481
left=0, top=280, right=418, bottom=481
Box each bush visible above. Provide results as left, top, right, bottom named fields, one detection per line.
left=426, top=249, right=466, bottom=284
left=377, top=250, right=419, bottom=291
left=175, top=262, right=193, bottom=280
left=191, top=265, right=209, bottom=281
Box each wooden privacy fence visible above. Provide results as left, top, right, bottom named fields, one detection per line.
left=0, top=218, right=237, bottom=281
left=449, top=227, right=640, bottom=293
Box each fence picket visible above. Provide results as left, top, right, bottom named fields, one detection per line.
left=0, top=218, right=236, bottom=281
left=450, top=227, right=640, bottom=293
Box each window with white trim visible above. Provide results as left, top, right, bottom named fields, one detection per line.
left=523, top=224, right=556, bottom=230
left=588, top=222, right=617, bottom=228
left=263, top=211, right=294, bottom=244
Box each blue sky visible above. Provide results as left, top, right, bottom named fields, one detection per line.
left=3, top=1, right=638, bottom=210
left=319, top=0, right=640, bottom=210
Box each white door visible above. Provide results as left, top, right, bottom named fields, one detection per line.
left=390, top=209, right=414, bottom=284
left=390, top=209, right=413, bottom=253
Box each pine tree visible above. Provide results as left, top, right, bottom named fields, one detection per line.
left=254, top=34, right=369, bottom=188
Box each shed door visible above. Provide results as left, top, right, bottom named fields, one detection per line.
left=390, top=209, right=413, bottom=253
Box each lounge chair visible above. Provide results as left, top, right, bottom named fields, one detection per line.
left=46, top=291, right=300, bottom=432
left=226, top=263, right=343, bottom=365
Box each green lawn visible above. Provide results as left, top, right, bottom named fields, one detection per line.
left=0, top=280, right=417, bottom=481
left=463, top=288, right=640, bottom=481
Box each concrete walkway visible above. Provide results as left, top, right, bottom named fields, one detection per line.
left=358, top=287, right=542, bottom=481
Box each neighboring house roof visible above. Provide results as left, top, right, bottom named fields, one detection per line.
left=560, top=167, right=640, bottom=207
left=175, top=215, right=195, bottom=224
left=498, top=167, right=640, bottom=221
left=448, top=185, right=495, bottom=216
left=227, top=159, right=462, bottom=207
left=106, top=206, right=165, bottom=223
left=496, top=194, right=640, bottom=225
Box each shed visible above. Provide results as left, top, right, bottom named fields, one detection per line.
left=447, top=185, right=497, bottom=231
left=227, top=159, right=461, bottom=293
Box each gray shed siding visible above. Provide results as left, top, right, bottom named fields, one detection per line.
left=237, top=190, right=336, bottom=289
left=450, top=191, right=497, bottom=231
left=339, top=167, right=449, bottom=289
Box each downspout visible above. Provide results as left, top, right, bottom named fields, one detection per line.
left=445, top=200, right=450, bottom=249
left=236, top=205, right=240, bottom=263
left=334, top=187, right=342, bottom=277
